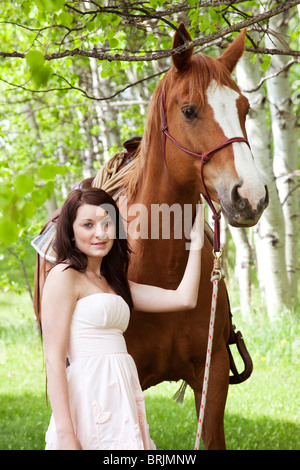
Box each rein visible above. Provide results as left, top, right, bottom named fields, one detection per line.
left=160, top=90, right=250, bottom=252
left=160, top=90, right=251, bottom=450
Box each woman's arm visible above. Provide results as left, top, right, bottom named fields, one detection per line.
left=129, top=203, right=205, bottom=313
left=41, top=264, right=82, bottom=450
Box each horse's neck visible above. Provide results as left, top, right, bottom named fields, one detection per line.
left=124, top=146, right=198, bottom=286
left=133, top=142, right=197, bottom=203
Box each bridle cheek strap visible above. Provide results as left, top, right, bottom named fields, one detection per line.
left=160, top=91, right=251, bottom=252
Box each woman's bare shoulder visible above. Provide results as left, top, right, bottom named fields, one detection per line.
left=42, top=264, right=81, bottom=322
left=45, top=263, right=80, bottom=290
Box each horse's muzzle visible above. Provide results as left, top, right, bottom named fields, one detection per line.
left=221, top=184, right=269, bottom=227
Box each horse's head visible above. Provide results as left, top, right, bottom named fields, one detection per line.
left=160, top=24, right=268, bottom=227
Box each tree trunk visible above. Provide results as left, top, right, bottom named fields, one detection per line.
left=24, top=102, right=58, bottom=216
left=236, top=48, right=291, bottom=319
left=228, top=226, right=252, bottom=317
left=90, top=57, right=110, bottom=162
left=265, top=10, right=299, bottom=306
left=76, top=107, right=95, bottom=178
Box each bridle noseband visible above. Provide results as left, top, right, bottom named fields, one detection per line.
left=160, top=91, right=251, bottom=252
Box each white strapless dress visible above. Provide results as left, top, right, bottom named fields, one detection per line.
left=45, top=293, right=155, bottom=450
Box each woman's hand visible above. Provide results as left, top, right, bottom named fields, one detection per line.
left=188, top=202, right=205, bottom=251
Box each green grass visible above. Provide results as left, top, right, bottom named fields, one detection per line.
left=0, top=292, right=51, bottom=450
left=0, top=287, right=299, bottom=450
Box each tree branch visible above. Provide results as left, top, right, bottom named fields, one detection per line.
left=53, top=70, right=168, bottom=101
left=0, top=0, right=299, bottom=62
left=241, top=59, right=300, bottom=93
left=0, top=69, right=168, bottom=102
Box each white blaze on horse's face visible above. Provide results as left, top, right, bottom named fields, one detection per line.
left=206, top=80, right=267, bottom=224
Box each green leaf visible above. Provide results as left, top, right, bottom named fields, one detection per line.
left=32, top=65, right=53, bottom=87
left=97, top=14, right=109, bottom=30
left=260, top=55, right=271, bottom=72
left=110, top=14, right=121, bottom=26
left=109, top=38, right=119, bottom=49
left=38, top=165, right=56, bottom=180
left=58, top=11, right=73, bottom=26
left=0, top=218, right=19, bottom=248
left=26, top=51, right=45, bottom=71
left=0, top=184, right=13, bottom=209
left=21, top=0, right=33, bottom=15
left=13, top=174, right=34, bottom=196
left=209, top=7, right=220, bottom=23
left=22, top=201, right=36, bottom=219
left=100, top=61, right=114, bottom=78
left=38, top=163, right=65, bottom=180
left=26, top=50, right=52, bottom=87
left=199, top=17, right=211, bottom=33
left=37, top=0, right=64, bottom=12
left=31, top=188, right=49, bottom=206
left=106, top=29, right=115, bottom=40
left=86, top=20, right=96, bottom=32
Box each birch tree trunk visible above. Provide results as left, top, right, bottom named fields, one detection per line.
left=265, top=10, right=299, bottom=305
left=126, top=66, right=148, bottom=119
left=76, top=107, right=95, bottom=178
left=56, top=141, right=68, bottom=199
left=228, top=226, right=252, bottom=317
left=24, top=102, right=58, bottom=215
left=84, top=1, right=120, bottom=161
left=90, top=57, right=110, bottom=162
left=99, top=68, right=122, bottom=150
left=236, top=48, right=291, bottom=319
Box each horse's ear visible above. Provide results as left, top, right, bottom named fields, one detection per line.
left=218, top=29, right=246, bottom=73
left=172, top=23, right=194, bottom=72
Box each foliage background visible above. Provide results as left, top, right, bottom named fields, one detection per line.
left=0, top=0, right=299, bottom=450
left=0, top=0, right=299, bottom=307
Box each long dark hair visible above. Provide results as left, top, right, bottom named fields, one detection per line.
left=54, top=188, right=133, bottom=310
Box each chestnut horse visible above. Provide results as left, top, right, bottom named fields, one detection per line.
left=120, top=25, right=267, bottom=449
left=33, top=25, right=268, bottom=449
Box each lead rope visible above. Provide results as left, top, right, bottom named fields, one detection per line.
left=194, top=250, right=224, bottom=450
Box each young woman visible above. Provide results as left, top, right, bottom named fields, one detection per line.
left=41, top=188, right=204, bottom=450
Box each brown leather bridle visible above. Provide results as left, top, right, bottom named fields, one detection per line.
left=160, top=90, right=251, bottom=252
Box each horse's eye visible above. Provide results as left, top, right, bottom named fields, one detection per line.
left=182, top=106, right=198, bottom=120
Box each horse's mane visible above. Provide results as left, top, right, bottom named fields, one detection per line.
left=124, top=52, right=239, bottom=201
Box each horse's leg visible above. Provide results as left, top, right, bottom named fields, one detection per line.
left=194, top=344, right=229, bottom=450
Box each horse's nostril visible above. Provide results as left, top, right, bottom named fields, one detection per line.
left=231, top=183, right=269, bottom=212
left=256, top=185, right=269, bottom=212
left=231, top=184, right=239, bottom=201
left=231, top=184, right=246, bottom=209
left=264, top=185, right=269, bottom=206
